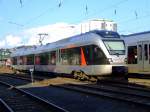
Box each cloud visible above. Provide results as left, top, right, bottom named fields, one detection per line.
left=24, top=22, right=79, bottom=45
left=5, top=35, right=22, bottom=46
left=0, top=40, right=6, bottom=48
left=1, top=22, right=81, bottom=48
left=0, top=35, right=23, bottom=48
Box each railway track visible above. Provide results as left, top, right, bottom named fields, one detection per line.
left=0, top=98, right=14, bottom=112
left=0, top=74, right=150, bottom=111
left=1, top=73, right=150, bottom=96
left=0, top=73, right=44, bottom=81
left=0, top=79, right=69, bottom=112
left=50, top=83, right=150, bottom=108
left=97, top=80, right=150, bottom=92
left=1, top=73, right=150, bottom=93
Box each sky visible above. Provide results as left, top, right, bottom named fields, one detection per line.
left=0, top=0, right=150, bottom=48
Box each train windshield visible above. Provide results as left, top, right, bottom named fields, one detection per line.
left=103, top=40, right=125, bottom=55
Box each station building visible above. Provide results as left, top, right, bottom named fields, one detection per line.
left=81, top=19, right=117, bottom=33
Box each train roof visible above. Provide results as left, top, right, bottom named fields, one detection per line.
left=121, top=30, right=150, bottom=45
left=122, top=30, right=150, bottom=37
left=11, top=30, right=120, bottom=57
left=89, top=30, right=120, bottom=38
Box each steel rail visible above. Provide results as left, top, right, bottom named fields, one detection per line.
left=50, top=84, right=150, bottom=107
left=0, top=98, right=14, bottom=112
left=0, top=80, right=69, bottom=112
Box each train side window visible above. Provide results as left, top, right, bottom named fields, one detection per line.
left=61, top=47, right=81, bottom=65
left=83, top=45, right=108, bottom=65
left=40, top=52, right=49, bottom=65
left=127, top=46, right=137, bottom=64
left=49, top=51, right=56, bottom=65
left=19, top=56, right=23, bottom=65
left=144, top=44, right=148, bottom=60
left=35, top=55, right=40, bottom=65
left=61, top=49, right=69, bottom=65
left=68, top=48, right=80, bottom=65
left=138, top=45, right=142, bottom=60
left=23, top=56, right=27, bottom=65
left=92, top=45, right=108, bottom=65
left=27, top=54, right=34, bottom=65
left=12, top=57, right=17, bottom=65
left=149, top=44, right=150, bottom=64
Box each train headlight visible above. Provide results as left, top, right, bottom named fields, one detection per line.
left=124, top=58, right=127, bottom=64
left=108, top=58, right=113, bottom=63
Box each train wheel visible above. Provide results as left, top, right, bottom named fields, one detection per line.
left=82, top=72, right=89, bottom=80
left=73, top=71, right=89, bottom=81
left=79, top=72, right=84, bottom=80
left=79, top=71, right=89, bottom=81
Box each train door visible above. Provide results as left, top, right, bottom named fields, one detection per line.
left=137, top=41, right=150, bottom=72
left=56, top=49, right=60, bottom=65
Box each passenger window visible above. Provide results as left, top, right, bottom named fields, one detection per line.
left=40, top=53, right=49, bottom=65
left=68, top=48, right=80, bottom=65
left=23, top=56, right=27, bottom=65
left=144, top=44, right=148, bottom=60
left=149, top=45, right=150, bottom=64
left=19, top=56, right=23, bottom=65
left=61, top=49, right=69, bottom=65
left=61, top=47, right=81, bottom=65
left=49, top=51, right=56, bottom=65
left=83, top=45, right=108, bottom=65
left=92, top=46, right=108, bottom=64
left=35, top=55, right=40, bottom=65
left=12, top=57, right=17, bottom=65
left=127, top=46, right=137, bottom=64
left=27, top=54, right=34, bottom=65
left=138, top=45, right=142, bottom=60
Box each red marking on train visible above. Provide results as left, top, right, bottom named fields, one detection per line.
left=81, top=47, right=87, bottom=66
left=35, top=56, right=40, bottom=65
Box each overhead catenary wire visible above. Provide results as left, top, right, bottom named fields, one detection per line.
left=21, top=0, right=129, bottom=28
left=25, top=7, right=56, bottom=25
left=73, top=0, right=129, bottom=24
left=24, top=0, right=66, bottom=26
left=8, top=21, right=24, bottom=27
left=118, top=16, right=150, bottom=34
left=17, top=0, right=129, bottom=28
left=3, top=0, right=150, bottom=35
left=22, top=0, right=147, bottom=35
left=118, top=12, right=150, bottom=26
left=118, top=13, right=150, bottom=34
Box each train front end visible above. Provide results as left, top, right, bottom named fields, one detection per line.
left=93, top=30, right=128, bottom=79
left=103, top=39, right=127, bottom=75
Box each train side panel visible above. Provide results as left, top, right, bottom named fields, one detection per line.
left=127, top=41, right=150, bottom=74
